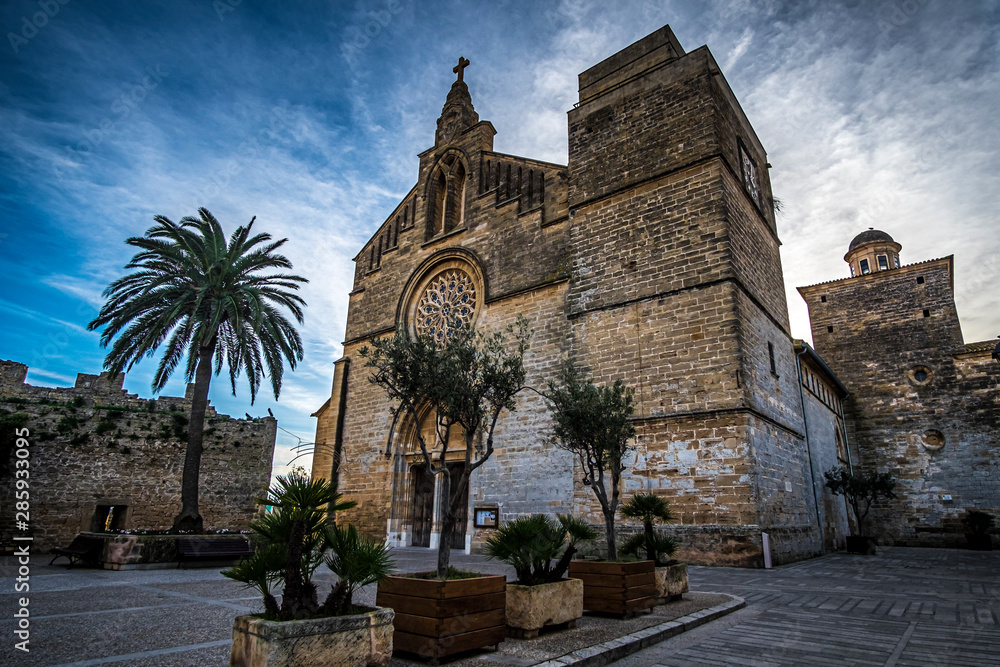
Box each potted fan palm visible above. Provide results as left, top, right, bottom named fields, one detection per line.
left=224, top=475, right=395, bottom=667
left=620, top=493, right=686, bottom=603
left=484, top=514, right=596, bottom=638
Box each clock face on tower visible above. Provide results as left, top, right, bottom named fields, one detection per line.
left=740, top=144, right=761, bottom=207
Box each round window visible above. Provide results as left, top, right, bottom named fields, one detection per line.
left=921, top=430, right=945, bottom=451
left=909, top=366, right=932, bottom=385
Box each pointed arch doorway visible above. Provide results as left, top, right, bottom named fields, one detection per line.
left=388, top=404, right=470, bottom=551
left=409, top=461, right=468, bottom=549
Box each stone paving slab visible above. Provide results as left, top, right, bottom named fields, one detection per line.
left=2, top=546, right=998, bottom=666
left=610, top=547, right=1000, bottom=667
left=387, top=592, right=743, bottom=667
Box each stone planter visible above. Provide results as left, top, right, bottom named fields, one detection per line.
left=846, top=535, right=877, bottom=555
left=505, top=578, right=583, bottom=638
left=568, top=560, right=656, bottom=616
left=654, top=562, right=688, bottom=604
left=229, top=607, right=393, bottom=667
left=376, top=572, right=505, bottom=662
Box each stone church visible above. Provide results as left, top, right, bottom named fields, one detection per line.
left=312, top=25, right=998, bottom=566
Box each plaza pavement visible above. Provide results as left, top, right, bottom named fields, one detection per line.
left=0, top=546, right=996, bottom=666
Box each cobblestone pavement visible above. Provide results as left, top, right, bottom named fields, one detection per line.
left=612, top=546, right=1000, bottom=667
left=2, top=546, right=996, bottom=666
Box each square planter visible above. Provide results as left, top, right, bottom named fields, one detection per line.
left=505, top=578, right=583, bottom=638
left=376, top=572, right=505, bottom=662
left=230, top=606, right=393, bottom=667
left=654, top=563, right=688, bottom=603
left=568, top=560, right=656, bottom=616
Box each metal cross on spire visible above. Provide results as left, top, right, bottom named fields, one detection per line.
left=453, top=56, right=470, bottom=82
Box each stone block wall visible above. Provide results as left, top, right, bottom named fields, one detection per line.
left=0, top=361, right=276, bottom=553
left=800, top=258, right=1000, bottom=545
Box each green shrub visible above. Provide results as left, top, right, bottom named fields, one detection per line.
left=620, top=493, right=679, bottom=565
left=485, top=514, right=596, bottom=585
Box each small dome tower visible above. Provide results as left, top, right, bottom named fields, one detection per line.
left=844, top=228, right=902, bottom=277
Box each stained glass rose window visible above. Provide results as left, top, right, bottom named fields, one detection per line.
left=414, top=269, right=477, bottom=345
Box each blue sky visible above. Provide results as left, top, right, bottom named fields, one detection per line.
left=2, top=0, right=998, bottom=476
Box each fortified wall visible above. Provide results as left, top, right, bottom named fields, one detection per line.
left=0, top=360, right=276, bottom=553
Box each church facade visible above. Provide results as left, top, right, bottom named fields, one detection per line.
left=312, top=26, right=854, bottom=567
left=312, top=25, right=997, bottom=566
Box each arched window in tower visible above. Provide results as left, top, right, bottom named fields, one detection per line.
left=426, top=154, right=468, bottom=240
left=430, top=168, right=448, bottom=237
left=449, top=161, right=466, bottom=231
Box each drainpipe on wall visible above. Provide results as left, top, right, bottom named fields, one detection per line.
left=795, top=344, right=825, bottom=553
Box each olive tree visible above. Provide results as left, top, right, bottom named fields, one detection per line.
left=545, top=362, right=636, bottom=561
left=360, top=316, right=530, bottom=578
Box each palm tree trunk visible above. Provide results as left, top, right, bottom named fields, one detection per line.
left=174, top=342, right=214, bottom=532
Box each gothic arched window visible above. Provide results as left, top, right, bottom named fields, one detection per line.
left=426, top=154, right=467, bottom=240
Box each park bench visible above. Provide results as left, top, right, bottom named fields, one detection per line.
left=176, top=537, right=252, bottom=566
left=49, top=534, right=104, bottom=568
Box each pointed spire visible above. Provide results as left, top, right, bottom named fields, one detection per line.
left=435, top=56, right=479, bottom=146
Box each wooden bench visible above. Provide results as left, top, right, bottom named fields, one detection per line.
left=176, top=537, right=252, bottom=566
left=49, top=534, right=104, bottom=568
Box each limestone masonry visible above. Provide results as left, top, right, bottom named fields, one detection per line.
left=313, top=25, right=996, bottom=566
left=0, top=360, right=276, bottom=554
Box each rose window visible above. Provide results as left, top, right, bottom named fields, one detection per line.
left=415, top=269, right=477, bottom=344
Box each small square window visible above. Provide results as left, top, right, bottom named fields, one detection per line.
left=923, top=309, right=930, bottom=318
left=877, top=255, right=889, bottom=271
left=827, top=325, right=834, bottom=333
left=820, top=296, right=827, bottom=303
left=860, top=258, right=870, bottom=274
left=917, top=276, right=925, bottom=284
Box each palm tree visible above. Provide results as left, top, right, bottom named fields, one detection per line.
left=88, top=208, right=307, bottom=532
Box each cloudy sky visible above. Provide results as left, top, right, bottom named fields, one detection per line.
left=2, top=0, right=997, bottom=476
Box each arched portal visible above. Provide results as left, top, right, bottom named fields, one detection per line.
left=386, top=404, right=470, bottom=551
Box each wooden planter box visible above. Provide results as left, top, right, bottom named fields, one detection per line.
left=230, top=606, right=393, bottom=667
left=654, top=563, right=688, bottom=603
left=568, top=560, right=656, bottom=616
left=376, top=573, right=505, bottom=662
left=506, top=578, right=583, bottom=638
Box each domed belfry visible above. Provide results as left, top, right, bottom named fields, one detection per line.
left=313, top=25, right=872, bottom=567
left=844, top=228, right=902, bottom=276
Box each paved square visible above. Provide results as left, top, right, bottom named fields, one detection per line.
left=2, top=546, right=997, bottom=666
left=612, top=547, right=1000, bottom=667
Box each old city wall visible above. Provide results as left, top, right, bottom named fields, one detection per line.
left=0, top=361, right=276, bottom=553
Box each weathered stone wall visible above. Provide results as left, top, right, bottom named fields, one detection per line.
left=315, top=24, right=844, bottom=567
left=0, top=361, right=276, bottom=554
left=800, top=257, right=1000, bottom=545
left=798, top=367, right=854, bottom=551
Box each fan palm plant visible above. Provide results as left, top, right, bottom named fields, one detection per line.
left=620, top=493, right=678, bottom=565
left=484, top=514, right=596, bottom=585
left=87, top=208, right=307, bottom=531
left=224, top=475, right=357, bottom=620
left=322, top=524, right=395, bottom=616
